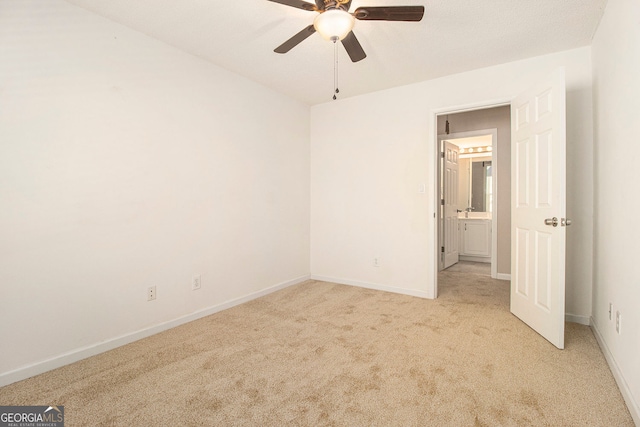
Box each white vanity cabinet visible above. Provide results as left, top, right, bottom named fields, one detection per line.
left=459, top=219, right=491, bottom=260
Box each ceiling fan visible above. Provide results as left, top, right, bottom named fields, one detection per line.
left=268, top=0, right=425, bottom=62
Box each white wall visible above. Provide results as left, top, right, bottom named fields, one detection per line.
left=591, top=0, right=640, bottom=422
left=0, top=0, right=310, bottom=383
left=311, top=47, right=593, bottom=319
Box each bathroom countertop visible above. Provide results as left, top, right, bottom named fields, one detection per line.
left=458, top=212, right=492, bottom=219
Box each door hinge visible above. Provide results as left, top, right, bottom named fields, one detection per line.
left=441, top=246, right=445, bottom=253
left=441, top=152, right=445, bottom=158
left=441, top=199, right=445, bottom=205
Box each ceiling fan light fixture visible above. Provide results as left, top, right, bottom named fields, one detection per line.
left=314, top=9, right=355, bottom=41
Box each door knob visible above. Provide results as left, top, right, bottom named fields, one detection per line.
left=544, top=217, right=559, bottom=227
left=561, top=218, right=572, bottom=227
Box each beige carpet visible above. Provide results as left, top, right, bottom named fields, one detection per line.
left=444, top=260, right=491, bottom=276
left=0, top=275, right=634, bottom=426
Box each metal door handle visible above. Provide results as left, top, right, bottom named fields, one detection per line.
left=561, top=218, right=572, bottom=227
left=544, top=217, right=558, bottom=227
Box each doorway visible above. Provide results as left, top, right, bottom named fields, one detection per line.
left=438, top=130, right=497, bottom=275
left=435, top=105, right=512, bottom=297
left=432, top=69, right=567, bottom=349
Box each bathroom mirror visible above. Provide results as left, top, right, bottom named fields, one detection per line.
left=471, top=160, right=492, bottom=212
left=458, top=157, right=492, bottom=213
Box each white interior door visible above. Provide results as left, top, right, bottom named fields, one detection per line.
left=511, top=68, right=567, bottom=349
left=443, top=141, right=460, bottom=269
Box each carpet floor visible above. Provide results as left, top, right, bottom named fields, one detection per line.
left=444, top=260, right=491, bottom=276
left=0, top=274, right=634, bottom=426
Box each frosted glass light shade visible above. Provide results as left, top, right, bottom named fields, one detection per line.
left=314, top=9, right=355, bottom=41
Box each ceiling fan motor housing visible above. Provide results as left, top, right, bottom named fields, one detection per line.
left=322, top=0, right=351, bottom=12
left=270, top=0, right=424, bottom=62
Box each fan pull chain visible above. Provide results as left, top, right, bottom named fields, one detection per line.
left=333, top=38, right=339, bottom=100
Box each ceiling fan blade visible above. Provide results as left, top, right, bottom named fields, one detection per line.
left=341, top=31, right=366, bottom=62
left=314, top=0, right=325, bottom=10
left=267, top=0, right=316, bottom=12
left=274, top=25, right=316, bottom=54
left=353, top=6, right=425, bottom=21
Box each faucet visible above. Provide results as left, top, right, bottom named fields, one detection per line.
left=464, top=206, right=475, bottom=218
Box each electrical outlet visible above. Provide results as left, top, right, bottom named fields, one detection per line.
left=609, top=303, right=613, bottom=320
left=147, top=286, right=156, bottom=301
left=615, top=311, right=621, bottom=334
left=192, top=274, right=201, bottom=291
left=373, top=257, right=380, bottom=267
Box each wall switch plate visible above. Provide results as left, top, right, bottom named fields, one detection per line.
left=373, top=258, right=380, bottom=267
left=615, top=311, right=621, bottom=334
left=148, top=286, right=156, bottom=301
left=192, top=274, right=201, bottom=291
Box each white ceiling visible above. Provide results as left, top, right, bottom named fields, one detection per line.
left=65, top=0, right=607, bottom=105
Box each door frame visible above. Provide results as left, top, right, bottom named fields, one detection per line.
left=437, top=128, right=498, bottom=277
left=432, top=100, right=510, bottom=298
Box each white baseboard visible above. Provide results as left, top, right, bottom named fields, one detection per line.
left=495, top=273, right=511, bottom=281
left=565, top=313, right=590, bottom=325
left=590, top=317, right=640, bottom=426
left=0, top=275, right=310, bottom=388
left=459, top=255, right=491, bottom=263
left=310, top=275, right=430, bottom=299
